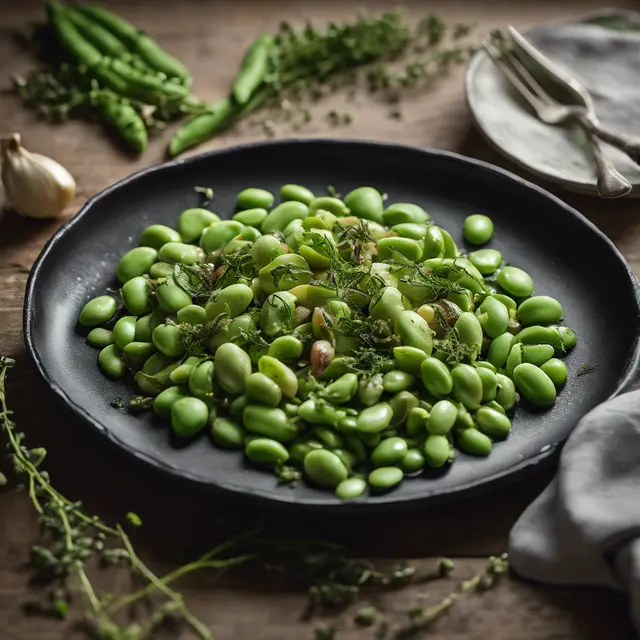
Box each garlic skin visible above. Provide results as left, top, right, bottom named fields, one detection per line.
left=1, top=133, right=76, bottom=219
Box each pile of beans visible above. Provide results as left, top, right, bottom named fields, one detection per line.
left=78, top=185, right=576, bottom=498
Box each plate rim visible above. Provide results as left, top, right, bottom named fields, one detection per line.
left=22, top=138, right=640, bottom=509
left=464, top=9, right=640, bottom=197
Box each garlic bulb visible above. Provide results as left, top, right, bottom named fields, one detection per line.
left=1, top=133, right=76, bottom=218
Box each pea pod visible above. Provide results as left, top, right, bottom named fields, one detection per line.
left=451, top=364, right=483, bottom=410
left=233, top=34, right=274, bottom=104
left=178, top=208, right=220, bottom=243
left=258, top=355, right=298, bottom=398
left=513, top=363, right=556, bottom=407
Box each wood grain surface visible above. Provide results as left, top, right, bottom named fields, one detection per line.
left=1, top=1, right=639, bottom=638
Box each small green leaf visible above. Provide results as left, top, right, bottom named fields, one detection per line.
left=126, top=512, right=142, bottom=527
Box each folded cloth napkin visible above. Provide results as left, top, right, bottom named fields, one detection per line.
left=509, top=390, right=640, bottom=633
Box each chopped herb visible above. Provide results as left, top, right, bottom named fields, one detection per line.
left=577, top=363, right=597, bottom=377
left=194, top=186, right=214, bottom=207
left=125, top=512, right=143, bottom=527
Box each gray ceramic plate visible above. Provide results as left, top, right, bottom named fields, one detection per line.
left=466, top=9, right=640, bottom=196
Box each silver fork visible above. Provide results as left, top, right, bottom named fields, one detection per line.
left=484, top=33, right=632, bottom=198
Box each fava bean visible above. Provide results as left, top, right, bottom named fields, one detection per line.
left=211, top=417, right=245, bottom=448
left=113, top=315, right=137, bottom=349
left=371, top=437, right=408, bottom=467
left=406, top=407, right=428, bottom=436
left=280, top=184, right=315, bottom=205
left=116, top=246, right=158, bottom=283
left=382, top=370, right=416, bottom=393
left=467, top=249, right=502, bottom=275
left=393, top=346, right=427, bottom=374
left=149, top=261, right=175, bottom=279
left=267, top=335, right=303, bottom=361
left=215, top=343, right=252, bottom=395
left=246, top=438, right=289, bottom=465
left=382, top=203, right=429, bottom=226
left=232, top=207, right=268, bottom=227
left=178, top=208, right=220, bottom=243
left=153, top=385, right=189, bottom=420
left=401, top=448, right=426, bottom=473
left=258, top=355, right=298, bottom=398
left=426, top=400, right=457, bottom=435
left=250, top=234, right=286, bottom=269
left=243, top=405, right=298, bottom=442
left=200, top=220, right=245, bottom=254
left=169, top=356, right=200, bottom=384
left=517, top=295, right=563, bottom=326
left=87, top=327, right=114, bottom=348
left=324, top=373, right=359, bottom=404
left=454, top=312, right=483, bottom=357
left=451, top=364, right=483, bottom=410
left=522, top=344, right=554, bottom=366
left=389, top=391, right=419, bottom=427
left=476, top=367, right=497, bottom=403
left=356, top=403, right=393, bottom=433
left=262, top=201, right=308, bottom=234
left=206, top=283, right=254, bottom=321
left=177, top=304, right=208, bottom=325
left=505, top=343, right=524, bottom=379
left=540, top=358, right=568, bottom=387
left=123, top=341, right=158, bottom=369
left=463, top=214, right=493, bottom=245
left=122, top=276, right=154, bottom=316
left=237, top=187, right=274, bottom=210
left=554, top=325, right=577, bottom=350
left=309, top=197, right=349, bottom=217
left=424, top=435, right=451, bottom=468
left=377, top=237, right=423, bottom=262
left=420, top=357, right=453, bottom=398
left=158, top=241, right=204, bottom=265
left=335, top=477, right=367, bottom=499
left=246, top=372, right=282, bottom=407
left=495, top=373, right=517, bottom=411
left=358, top=374, right=384, bottom=406
left=79, top=295, right=117, bottom=327
left=395, top=310, right=434, bottom=355
left=139, top=224, right=181, bottom=249
left=498, top=266, right=534, bottom=297
left=487, top=332, right=515, bottom=369
left=478, top=296, right=509, bottom=339
left=368, top=466, right=403, bottom=490
left=171, top=397, right=208, bottom=437
left=304, top=449, right=348, bottom=488
left=98, top=344, right=125, bottom=378
left=476, top=406, right=511, bottom=439
left=370, top=287, right=411, bottom=321
left=156, top=277, right=192, bottom=313
left=188, top=360, right=214, bottom=401
left=514, top=325, right=563, bottom=350
left=513, top=363, right=556, bottom=407
left=457, top=428, right=492, bottom=456
left=343, top=187, right=384, bottom=224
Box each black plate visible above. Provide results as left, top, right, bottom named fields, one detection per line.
left=24, top=140, right=640, bottom=511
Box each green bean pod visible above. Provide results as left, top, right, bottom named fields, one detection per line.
left=232, top=34, right=274, bottom=105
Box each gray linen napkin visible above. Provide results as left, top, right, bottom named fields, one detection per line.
left=509, top=390, right=640, bottom=632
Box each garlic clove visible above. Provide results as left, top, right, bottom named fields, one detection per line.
left=1, top=133, right=76, bottom=219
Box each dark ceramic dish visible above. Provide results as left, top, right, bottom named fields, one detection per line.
left=24, top=140, right=640, bottom=511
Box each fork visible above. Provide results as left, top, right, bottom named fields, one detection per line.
left=484, top=32, right=632, bottom=198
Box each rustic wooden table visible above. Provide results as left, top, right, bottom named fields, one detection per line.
left=1, top=1, right=639, bottom=638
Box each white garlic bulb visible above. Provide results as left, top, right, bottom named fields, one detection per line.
left=1, top=133, right=76, bottom=218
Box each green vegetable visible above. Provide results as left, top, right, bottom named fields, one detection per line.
left=232, top=35, right=274, bottom=105
left=462, top=214, right=494, bottom=245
